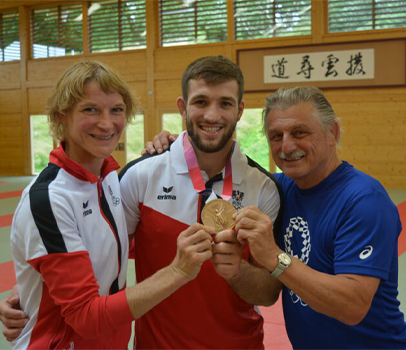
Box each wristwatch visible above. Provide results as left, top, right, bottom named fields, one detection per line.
left=270, top=252, right=291, bottom=278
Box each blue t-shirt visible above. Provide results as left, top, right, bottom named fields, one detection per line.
left=275, top=161, right=406, bottom=349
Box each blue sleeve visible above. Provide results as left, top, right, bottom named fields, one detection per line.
left=333, top=191, right=401, bottom=279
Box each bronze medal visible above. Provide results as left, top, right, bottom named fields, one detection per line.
left=201, top=198, right=236, bottom=233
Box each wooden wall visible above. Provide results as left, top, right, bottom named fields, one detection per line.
left=0, top=0, right=405, bottom=188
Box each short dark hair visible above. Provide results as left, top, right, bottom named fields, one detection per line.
left=181, top=55, right=244, bottom=104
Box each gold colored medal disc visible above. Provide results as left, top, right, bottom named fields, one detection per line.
left=201, top=198, right=236, bottom=233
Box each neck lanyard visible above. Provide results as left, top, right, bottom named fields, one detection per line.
left=183, top=133, right=233, bottom=201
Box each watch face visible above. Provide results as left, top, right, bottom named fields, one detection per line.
left=279, top=253, right=291, bottom=265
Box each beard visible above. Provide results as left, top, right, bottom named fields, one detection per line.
left=186, top=117, right=237, bottom=153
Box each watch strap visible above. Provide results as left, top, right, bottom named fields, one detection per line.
left=270, top=252, right=291, bottom=278
left=270, top=264, right=285, bottom=278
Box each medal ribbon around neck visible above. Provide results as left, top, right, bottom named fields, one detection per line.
left=183, top=133, right=233, bottom=201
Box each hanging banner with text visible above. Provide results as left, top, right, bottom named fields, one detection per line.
left=264, top=49, right=375, bottom=83
left=237, top=39, right=405, bottom=91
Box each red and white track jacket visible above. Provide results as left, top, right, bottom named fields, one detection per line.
left=11, top=145, right=134, bottom=349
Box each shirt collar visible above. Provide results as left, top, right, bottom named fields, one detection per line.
left=49, top=142, right=120, bottom=183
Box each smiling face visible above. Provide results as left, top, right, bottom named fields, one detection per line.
left=177, top=79, right=244, bottom=155
left=266, top=101, right=341, bottom=189
left=61, top=81, right=126, bottom=176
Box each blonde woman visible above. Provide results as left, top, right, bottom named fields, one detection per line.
left=8, top=61, right=213, bottom=349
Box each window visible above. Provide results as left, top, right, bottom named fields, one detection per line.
left=0, top=10, right=20, bottom=61
left=329, top=0, right=406, bottom=33
left=162, top=113, right=183, bottom=135
left=234, top=0, right=311, bottom=41
left=31, top=3, right=83, bottom=59
left=160, top=0, right=228, bottom=47
left=88, top=0, right=146, bottom=53
left=30, top=115, right=54, bottom=174
left=126, top=114, right=144, bottom=163
left=236, top=109, right=270, bottom=171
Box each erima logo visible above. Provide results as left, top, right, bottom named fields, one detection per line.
left=359, top=245, right=373, bottom=259
left=83, top=200, right=93, bottom=217
left=157, top=186, right=176, bottom=200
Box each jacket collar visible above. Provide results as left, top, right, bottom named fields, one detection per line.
left=49, top=142, right=120, bottom=183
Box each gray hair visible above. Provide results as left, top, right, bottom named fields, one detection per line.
left=262, top=86, right=342, bottom=143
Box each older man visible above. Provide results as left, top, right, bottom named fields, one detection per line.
left=235, top=86, right=406, bottom=349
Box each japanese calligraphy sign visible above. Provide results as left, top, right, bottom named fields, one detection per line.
left=264, top=49, right=374, bottom=83
left=237, top=39, right=406, bottom=91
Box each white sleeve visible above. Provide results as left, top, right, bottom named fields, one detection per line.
left=120, top=165, right=142, bottom=235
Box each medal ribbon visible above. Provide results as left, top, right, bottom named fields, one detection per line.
left=183, top=133, right=233, bottom=201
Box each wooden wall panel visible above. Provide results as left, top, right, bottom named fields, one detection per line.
left=0, top=89, right=21, bottom=114
left=91, top=51, right=147, bottom=82
left=27, top=51, right=147, bottom=84
left=0, top=62, right=20, bottom=87
left=154, top=79, right=181, bottom=108
left=154, top=45, right=228, bottom=79
left=243, top=92, right=269, bottom=110
left=27, top=57, right=79, bottom=84
left=28, top=87, right=53, bottom=115
left=128, top=81, right=148, bottom=111
left=0, top=114, right=24, bottom=174
left=327, top=88, right=406, bottom=188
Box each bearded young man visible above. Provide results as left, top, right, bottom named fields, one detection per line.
left=117, top=55, right=283, bottom=349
